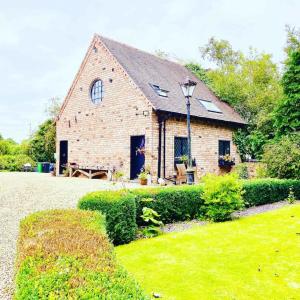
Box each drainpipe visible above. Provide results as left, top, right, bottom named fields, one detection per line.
left=157, top=119, right=162, bottom=179
left=163, top=119, right=166, bottom=178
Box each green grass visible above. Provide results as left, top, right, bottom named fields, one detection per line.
left=116, top=205, right=300, bottom=300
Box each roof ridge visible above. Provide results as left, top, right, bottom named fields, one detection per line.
left=95, top=33, right=186, bottom=69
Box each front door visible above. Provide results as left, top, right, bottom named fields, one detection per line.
left=130, top=135, right=145, bottom=180
left=59, top=140, right=68, bottom=175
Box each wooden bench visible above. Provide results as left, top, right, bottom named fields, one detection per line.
left=67, top=163, right=110, bottom=179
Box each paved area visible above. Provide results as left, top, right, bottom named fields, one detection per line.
left=0, top=172, right=139, bottom=299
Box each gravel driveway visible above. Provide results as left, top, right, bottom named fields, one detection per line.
left=0, top=172, right=139, bottom=299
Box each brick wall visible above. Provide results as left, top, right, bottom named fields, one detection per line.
left=56, top=36, right=154, bottom=177
left=57, top=36, right=240, bottom=180
left=151, top=114, right=240, bottom=180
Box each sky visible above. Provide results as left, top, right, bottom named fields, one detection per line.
left=0, top=0, right=299, bottom=142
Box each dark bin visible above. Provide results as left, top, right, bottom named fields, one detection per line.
left=42, top=162, right=51, bottom=173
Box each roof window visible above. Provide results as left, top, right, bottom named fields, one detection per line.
left=150, top=84, right=169, bottom=97
left=198, top=99, right=222, bottom=113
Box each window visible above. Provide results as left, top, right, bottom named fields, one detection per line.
left=150, top=84, right=169, bottom=97
left=174, top=137, right=188, bottom=163
left=198, top=99, right=222, bottom=113
left=219, top=140, right=230, bottom=156
left=90, top=80, right=103, bottom=104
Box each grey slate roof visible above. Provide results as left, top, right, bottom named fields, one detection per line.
left=99, top=35, right=246, bottom=126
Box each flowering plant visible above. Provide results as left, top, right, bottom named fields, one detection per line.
left=219, top=154, right=234, bottom=162
left=218, top=154, right=235, bottom=167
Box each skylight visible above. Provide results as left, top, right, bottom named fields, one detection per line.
left=150, top=84, right=169, bottom=97
left=198, top=99, right=222, bottom=113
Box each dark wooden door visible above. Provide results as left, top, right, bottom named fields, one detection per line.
left=130, top=135, right=145, bottom=180
left=59, top=140, right=68, bottom=174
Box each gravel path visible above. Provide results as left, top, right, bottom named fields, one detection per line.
left=0, top=172, right=139, bottom=300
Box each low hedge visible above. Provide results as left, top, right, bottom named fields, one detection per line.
left=132, top=185, right=204, bottom=225
left=78, top=178, right=300, bottom=245
left=0, top=154, right=35, bottom=171
left=14, top=209, right=147, bottom=300
left=78, top=191, right=137, bottom=245
left=242, top=178, right=300, bottom=207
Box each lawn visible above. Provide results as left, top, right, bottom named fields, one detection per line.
left=116, top=204, right=300, bottom=300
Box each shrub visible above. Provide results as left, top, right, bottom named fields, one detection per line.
left=234, top=163, right=249, bottom=179
left=132, top=185, right=204, bottom=225
left=202, top=173, right=244, bottom=222
left=262, top=135, right=300, bottom=179
left=0, top=154, right=36, bottom=171
left=242, top=178, right=300, bottom=207
left=78, top=191, right=137, bottom=245
left=14, top=209, right=147, bottom=300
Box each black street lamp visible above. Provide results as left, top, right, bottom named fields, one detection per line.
left=179, top=77, right=197, bottom=184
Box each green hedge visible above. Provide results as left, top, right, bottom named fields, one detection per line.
left=132, top=185, right=204, bottom=225
left=78, top=178, right=300, bottom=245
left=14, top=209, right=147, bottom=299
left=242, top=178, right=300, bottom=207
left=78, top=191, right=137, bottom=245
left=0, top=154, right=35, bottom=171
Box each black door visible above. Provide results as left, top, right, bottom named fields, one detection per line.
left=59, top=140, right=68, bottom=174
left=130, top=135, right=145, bottom=180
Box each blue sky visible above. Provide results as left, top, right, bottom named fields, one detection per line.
left=0, top=0, right=299, bottom=142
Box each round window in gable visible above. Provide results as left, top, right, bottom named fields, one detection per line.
left=90, top=79, right=103, bottom=104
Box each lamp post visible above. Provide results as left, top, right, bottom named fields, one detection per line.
left=179, top=77, right=197, bottom=184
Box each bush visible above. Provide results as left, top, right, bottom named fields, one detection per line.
left=202, top=173, right=244, bottom=222
left=234, top=163, right=249, bottom=179
left=14, top=209, right=147, bottom=300
left=0, top=154, right=36, bottom=171
left=132, top=185, right=204, bottom=225
left=78, top=191, right=137, bottom=245
left=262, top=135, right=300, bottom=179
left=242, top=178, right=300, bottom=207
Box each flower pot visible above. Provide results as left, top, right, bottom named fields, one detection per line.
left=139, top=178, right=147, bottom=185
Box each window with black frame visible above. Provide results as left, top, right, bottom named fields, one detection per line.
left=218, top=140, right=234, bottom=167
left=174, top=137, right=188, bottom=165
left=218, top=140, right=230, bottom=156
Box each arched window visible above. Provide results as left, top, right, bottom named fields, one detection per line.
left=90, top=79, right=103, bottom=104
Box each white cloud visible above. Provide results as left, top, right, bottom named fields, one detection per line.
left=0, top=0, right=299, bottom=141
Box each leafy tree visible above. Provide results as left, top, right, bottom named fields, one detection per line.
left=45, top=97, right=62, bottom=119
left=190, top=38, right=283, bottom=159
left=29, top=120, right=56, bottom=162
left=200, top=37, right=241, bottom=67
left=185, top=63, right=211, bottom=85
left=274, top=48, right=300, bottom=136
left=262, top=134, right=300, bottom=179
left=284, top=25, right=300, bottom=55
left=154, top=49, right=170, bottom=59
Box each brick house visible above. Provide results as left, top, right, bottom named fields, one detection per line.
left=56, top=34, right=246, bottom=180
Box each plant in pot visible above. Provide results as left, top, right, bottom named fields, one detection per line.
left=180, top=154, right=189, bottom=167
left=218, top=154, right=235, bottom=168
left=138, top=169, right=148, bottom=185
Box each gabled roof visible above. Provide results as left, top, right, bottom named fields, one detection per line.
left=98, top=35, right=246, bottom=126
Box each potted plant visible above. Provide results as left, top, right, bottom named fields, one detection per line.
left=218, top=154, right=235, bottom=168
left=138, top=170, right=148, bottom=185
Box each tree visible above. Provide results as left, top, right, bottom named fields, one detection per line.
left=284, top=25, right=300, bottom=55
left=154, top=49, right=170, bottom=60
left=185, top=63, right=211, bottom=85
left=263, top=134, right=300, bottom=179
left=29, top=120, right=56, bottom=162
left=200, top=37, right=241, bottom=67
left=191, top=38, right=283, bottom=159
left=274, top=46, right=300, bottom=136
left=45, top=97, right=62, bottom=119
